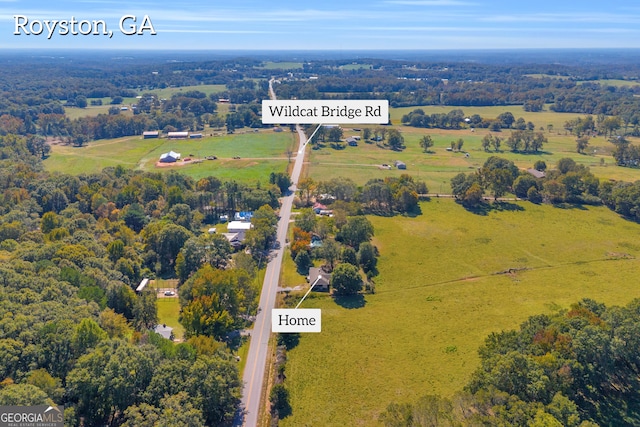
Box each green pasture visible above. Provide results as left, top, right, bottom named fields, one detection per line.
left=150, top=84, right=227, bottom=99
left=156, top=297, right=184, bottom=340
left=281, top=199, right=640, bottom=427
left=526, top=75, right=640, bottom=87
left=307, top=106, right=640, bottom=189
left=577, top=79, right=640, bottom=87
left=45, top=130, right=296, bottom=183
left=389, top=104, right=580, bottom=132
left=64, top=105, right=127, bottom=120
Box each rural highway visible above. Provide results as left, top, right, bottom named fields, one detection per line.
left=238, top=80, right=307, bottom=426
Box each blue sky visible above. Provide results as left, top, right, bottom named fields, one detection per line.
left=3, top=0, right=640, bottom=50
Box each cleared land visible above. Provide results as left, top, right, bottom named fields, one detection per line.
left=150, top=84, right=227, bottom=99
left=45, top=130, right=296, bottom=183
left=281, top=199, right=640, bottom=427
left=156, top=298, right=184, bottom=340
left=256, top=62, right=303, bottom=70
left=307, top=105, right=640, bottom=190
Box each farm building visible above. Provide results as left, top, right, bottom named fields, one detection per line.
left=159, top=151, right=181, bottom=163
left=395, top=160, right=407, bottom=169
left=167, top=131, right=189, bottom=139
left=143, top=131, right=159, bottom=139
left=189, top=133, right=203, bottom=139
left=526, top=168, right=546, bottom=179
left=346, top=137, right=358, bottom=146
left=308, top=267, right=331, bottom=292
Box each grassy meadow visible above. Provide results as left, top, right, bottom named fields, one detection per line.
left=280, top=199, right=640, bottom=427
left=306, top=105, right=640, bottom=191
left=156, top=298, right=184, bottom=340
left=45, top=130, right=296, bottom=183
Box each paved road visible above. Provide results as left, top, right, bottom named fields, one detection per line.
left=238, top=81, right=307, bottom=427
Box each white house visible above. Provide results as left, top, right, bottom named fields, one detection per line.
left=227, top=221, right=252, bottom=241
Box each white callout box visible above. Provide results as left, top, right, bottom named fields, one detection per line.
left=272, top=309, right=321, bottom=333
left=262, top=100, right=388, bottom=124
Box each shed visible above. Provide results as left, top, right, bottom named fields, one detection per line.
left=308, top=267, right=331, bottom=292
left=167, top=131, right=189, bottom=139
left=136, top=278, right=149, bottom=293
left=526, top=168, right=546, bottom=179
left=159, top=151, right=181, bottom=163
left=395, top=160, right=407, bottom=169
left=143, top=131, right=159, bottom=139
left=346, top=137, right=358, bottom=146
left=189, top=133, right=203, bottom=139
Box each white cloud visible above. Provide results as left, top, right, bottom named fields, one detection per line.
left=481, top=12, right=640, bottom=24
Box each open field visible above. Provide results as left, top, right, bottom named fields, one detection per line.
left=281, top=198, right=640, bottom=427
left=156, top=298, right=184, bottom=340
left=389, top=104, right=580, bottom=132
left=256, top=61, right=304, bottom=70
left=65, top=105, right=135, bottom=120
left=526, top=75, right=640, bottom=87
left=45, top=130, right=296, bottom=183
left=150, top=84, right=227, bottom=99
left=306, top=106, right=640, bottom=189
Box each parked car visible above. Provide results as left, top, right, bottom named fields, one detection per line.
left=164, top=291, right=176, bottom=296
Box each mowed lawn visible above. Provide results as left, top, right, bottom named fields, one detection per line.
left=307, top=106, right=640, bottom=190
left=281, top=199, right=640, bottom=427
left=45, top=130, right=296, bottom=183
left=156, top=298, right=184, bottom=340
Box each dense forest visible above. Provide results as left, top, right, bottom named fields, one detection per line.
left=0, top=130, right=290, bottom=425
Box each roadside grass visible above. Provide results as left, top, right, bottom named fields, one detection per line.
left=280, top=199, right=640, bottom=427
left=156, top=297, right=184, bottom=340
left=45, top=130, right=296, bottom=183
left=280, top=246, right=308, bottom=289
left=237, top=339, right=250, bottom=377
